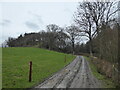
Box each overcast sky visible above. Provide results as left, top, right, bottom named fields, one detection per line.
left=0, top=2, right=79, bottom=44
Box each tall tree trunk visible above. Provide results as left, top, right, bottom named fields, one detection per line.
left=89, top=25, right=93, bottom=56
left=72, top=40, right=75, bottom=55
left=89, top=37, right=93, bottom=56
left=118, top=21, right=120, bottom=87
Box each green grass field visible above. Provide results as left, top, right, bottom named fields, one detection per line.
left=2, top=47, right=75, bottom=88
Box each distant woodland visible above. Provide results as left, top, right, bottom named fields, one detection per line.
left=4, top=2, right=119, bottom=64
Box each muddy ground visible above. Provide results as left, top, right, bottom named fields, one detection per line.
left=34, top=56, right=101, bottom=88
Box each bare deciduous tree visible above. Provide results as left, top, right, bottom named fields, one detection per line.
left=66, top=25, right=79, bottom=54
left=74, top=2, right=94, bottom=55
left=74, top=1, right=119, bottom=56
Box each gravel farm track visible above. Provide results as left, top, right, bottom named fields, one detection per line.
left=34, top=56, right=101, bottom=88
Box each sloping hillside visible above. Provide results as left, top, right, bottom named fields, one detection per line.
left=2, top=47, right=75, bottom=88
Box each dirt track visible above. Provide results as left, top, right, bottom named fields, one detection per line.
left=35, top=56, right=101, bottom=88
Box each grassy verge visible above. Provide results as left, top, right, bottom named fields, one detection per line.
left=84, top=56, right=116, bottom=88
left=2, top=47, right=75, bottom=88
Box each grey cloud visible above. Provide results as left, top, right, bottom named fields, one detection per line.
left=0, top=19, right=12, bottom=26
left=25, top=21, right=40, bottom=30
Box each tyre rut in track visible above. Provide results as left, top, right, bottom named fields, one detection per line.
left=34, top=56, right=101, bottom=88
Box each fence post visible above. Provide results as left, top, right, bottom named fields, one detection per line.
left=65, top=55, right=66, bottom=63
left=29, top=61, right=32, bottom=82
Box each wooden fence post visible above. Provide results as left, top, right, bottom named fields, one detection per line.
left=65, top=55, right=66, bottom=63
left=29, top=61, right=32, bottom=82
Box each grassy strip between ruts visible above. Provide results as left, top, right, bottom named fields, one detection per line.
left=2, top=47, right=75, bottom=88
left=84, top=56, right=116, bottom=88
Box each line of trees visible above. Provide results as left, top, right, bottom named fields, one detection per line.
left=74, top=2, right=119, bottom=56
left=73, top=1, right=119, bottom=86
left=5, top=2, right=119, bottom=58
left=6, top=24, right=88, bottom=54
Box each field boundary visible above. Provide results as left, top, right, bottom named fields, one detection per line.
left=31, top=56, right=76, bottom=88
left=84, top=56, right=116, bottom=88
